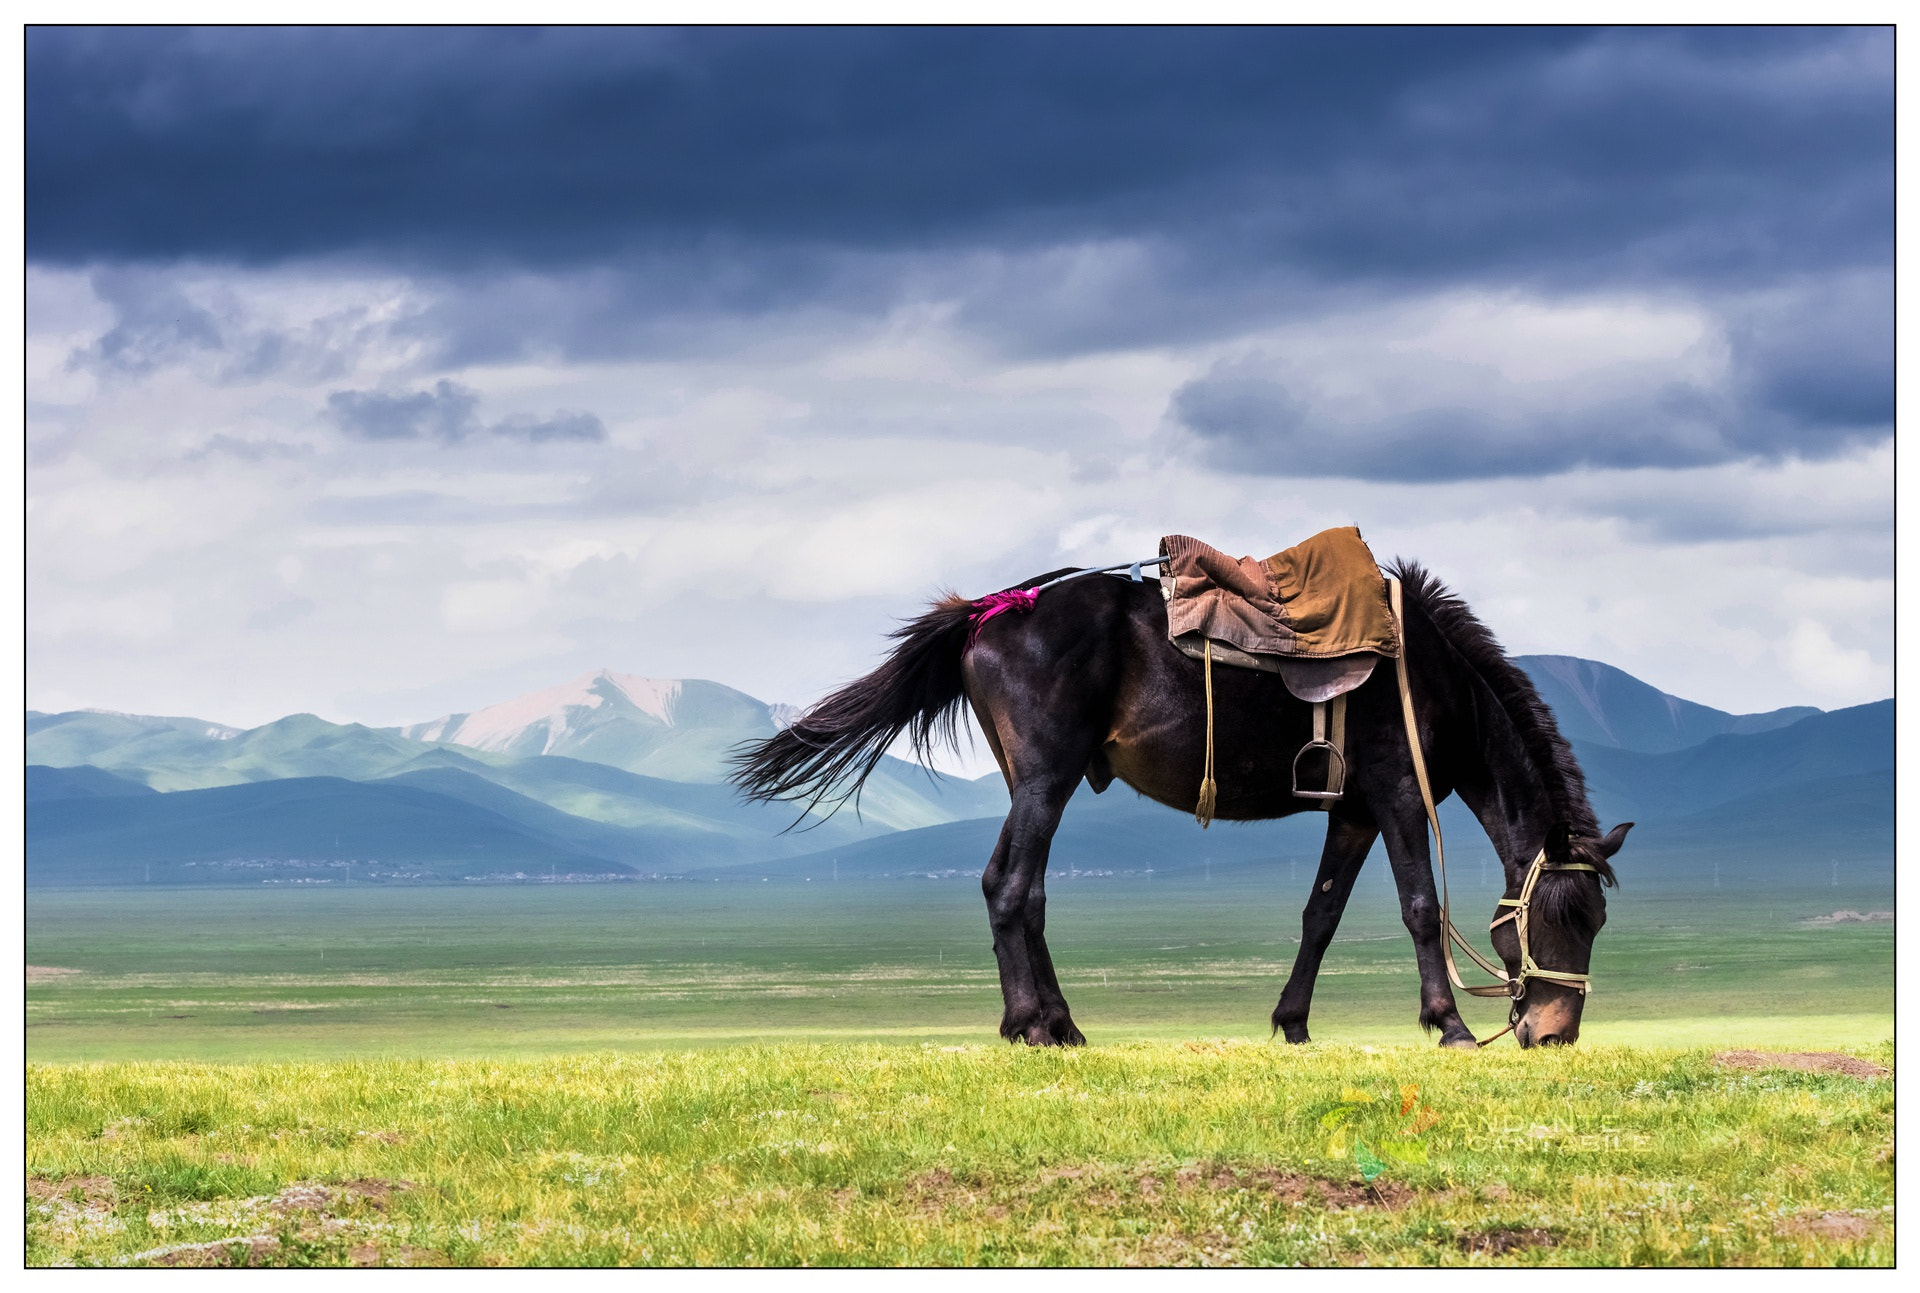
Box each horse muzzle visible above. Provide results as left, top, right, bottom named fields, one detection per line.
left=1514, top=999, right=1583, bottom=1048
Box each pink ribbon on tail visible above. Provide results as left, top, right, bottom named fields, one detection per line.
left=965, top=587, right=1039, bottom=649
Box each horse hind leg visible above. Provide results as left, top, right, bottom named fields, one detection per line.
left=982, top=775, right=1084, bottom=1047
left=1021, top=871, right=1085, bottom=1045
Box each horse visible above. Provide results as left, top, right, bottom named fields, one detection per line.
left=730, top=559, right=1632, bottom=1049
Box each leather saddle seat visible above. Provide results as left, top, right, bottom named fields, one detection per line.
left=1158, top=525, right=1401, bottom=702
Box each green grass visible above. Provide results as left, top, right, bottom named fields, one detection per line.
left=28, top=873, right=1893, bottom=1265
left=27, top=1042, right=1893, bottom=1267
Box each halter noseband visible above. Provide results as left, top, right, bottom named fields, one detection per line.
left=1487, top=847, right=1599, bottom=997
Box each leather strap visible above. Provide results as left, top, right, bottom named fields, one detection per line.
left=1388, top=577, right=1518, bottom=997
left=1195, top=639, right=1218, bottom=828
left=1387, top=576, right=1598, bottom=1007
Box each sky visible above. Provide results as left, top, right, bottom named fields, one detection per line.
left=24, top=26, right=1895, bottom=768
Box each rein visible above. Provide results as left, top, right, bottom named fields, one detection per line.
left=1387, top=578, right=1598, bottom=1043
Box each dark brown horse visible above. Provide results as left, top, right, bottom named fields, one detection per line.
left=731, top=561, right=1631, bottom=1049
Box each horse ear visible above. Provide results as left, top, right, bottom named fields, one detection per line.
left=1544, top=822, right=1573, bottom=862
left=1599, top=822, right=1634, bottom=857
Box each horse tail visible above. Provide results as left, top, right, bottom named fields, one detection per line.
left=728, top=592, right=981, bottom=817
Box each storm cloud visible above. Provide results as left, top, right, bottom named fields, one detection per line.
left=28, top=27, right=1889, bottom=291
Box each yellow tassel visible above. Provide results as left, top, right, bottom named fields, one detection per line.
left=1195, top=639, right=1217, bottom=828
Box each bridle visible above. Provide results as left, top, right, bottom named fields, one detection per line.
left=1387, top=577, right=1599, bottom=1046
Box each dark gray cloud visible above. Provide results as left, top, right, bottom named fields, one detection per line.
left=1172, top=367, right=1726, bottom=481
left=323, top=380, right=606, bottom=445
left=1726, top=273, right=1893, bottom=445
left=28, top=27, right=1889, bottom=296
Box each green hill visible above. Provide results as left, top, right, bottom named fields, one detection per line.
left=26, top=776, right=632, bottom=886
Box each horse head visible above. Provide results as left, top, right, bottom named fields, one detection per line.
left=1493, top=821, right=1632, bottom=1047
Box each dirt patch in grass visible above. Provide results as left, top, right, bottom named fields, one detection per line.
left=349, top=1242, right=446, bottom=1267
left=1775, top=1211, right=1885, bottom=1241
left=132, top=1181, right=429, bottom=1268
left=26, top=965, right=82, bottom=984
left=1456, top=1227, right=1557, bottom=1256
left=28, top=1175, right=115, bottom=1207
left=142, top=1235, right=281, bottom=1267
left=273, top=1178, right=416, bottom=1214
left=1171, top=1162, right=1416, bottom=1210
left=907, top=1167, right=1006, bottom=1219
left=1715, top=1050, right=1888, bottom=1079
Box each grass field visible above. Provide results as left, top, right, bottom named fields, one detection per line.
left=27, top=867, right=1894, bottom=1060
left=28, top=1042, right=1893, bottom=1267
left=28, top=868, right=1894, bottom=1266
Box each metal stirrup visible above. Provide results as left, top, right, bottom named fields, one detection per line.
left=1291, top=695, right=1347, bottom=802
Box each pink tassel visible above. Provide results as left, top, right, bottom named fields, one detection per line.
left=965, top=587, right=1039, bottom=648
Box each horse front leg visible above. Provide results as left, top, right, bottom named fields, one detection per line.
left=1272, top=812, right=1378, bottom=1043
left=1376, top=801, right=1478, bottom=1048
left=981, top=777, right=1082, bottom=1046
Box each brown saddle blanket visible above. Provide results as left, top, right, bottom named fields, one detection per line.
left=1159, top=525, right=1401, bottom=702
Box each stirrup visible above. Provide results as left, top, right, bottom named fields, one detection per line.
left=1291, top=696, right=1347, bottom=802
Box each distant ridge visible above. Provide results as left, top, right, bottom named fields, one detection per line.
left=26, top=764, right=159, bottom=801
left=1575, top=699, right=1892, bottom=822
left=25, top=655, right=1889, bottom=888
left=1515, top=655, right=1819, bottom=754
left=25, top=775, right=634, bottom=886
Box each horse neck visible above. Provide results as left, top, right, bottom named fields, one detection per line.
left=1443, top=667, right=1560, bottom=878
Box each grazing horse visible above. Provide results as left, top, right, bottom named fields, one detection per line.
left=730, top=560, right=1631, bottom=1049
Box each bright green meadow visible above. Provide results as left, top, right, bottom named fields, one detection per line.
left=27, top=867, right=1894, bottom=1266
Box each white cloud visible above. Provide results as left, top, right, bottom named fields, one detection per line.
left=22, top=263, right=1892, bottom=742
left=1383, top=291, right=1715, bottom=385
left=1783, top=619, right=1884, bottom=701
left=441, top=578, right=550, bottom=633
left=29, top=589, right=175, bottom=642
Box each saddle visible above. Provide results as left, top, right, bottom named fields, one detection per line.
left=1158, top=526, right=1400, bottom=811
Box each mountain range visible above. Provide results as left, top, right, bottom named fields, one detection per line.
left=26, top=660, right=1892, bottom=888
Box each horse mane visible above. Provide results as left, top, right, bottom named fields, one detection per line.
left=1388, top=559, right=1616, bottom=897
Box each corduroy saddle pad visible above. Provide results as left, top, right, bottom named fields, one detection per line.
left=1158, top=525, right=1400, bottom=702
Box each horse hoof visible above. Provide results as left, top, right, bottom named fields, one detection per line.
left=1439, top=1034, right=1479, bottom=1051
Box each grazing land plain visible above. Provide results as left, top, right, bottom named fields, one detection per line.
left=28, top=867, right=1894, bottom=1266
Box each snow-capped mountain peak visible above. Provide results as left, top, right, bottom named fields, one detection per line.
left=406, top=670, right=684, bottom=756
